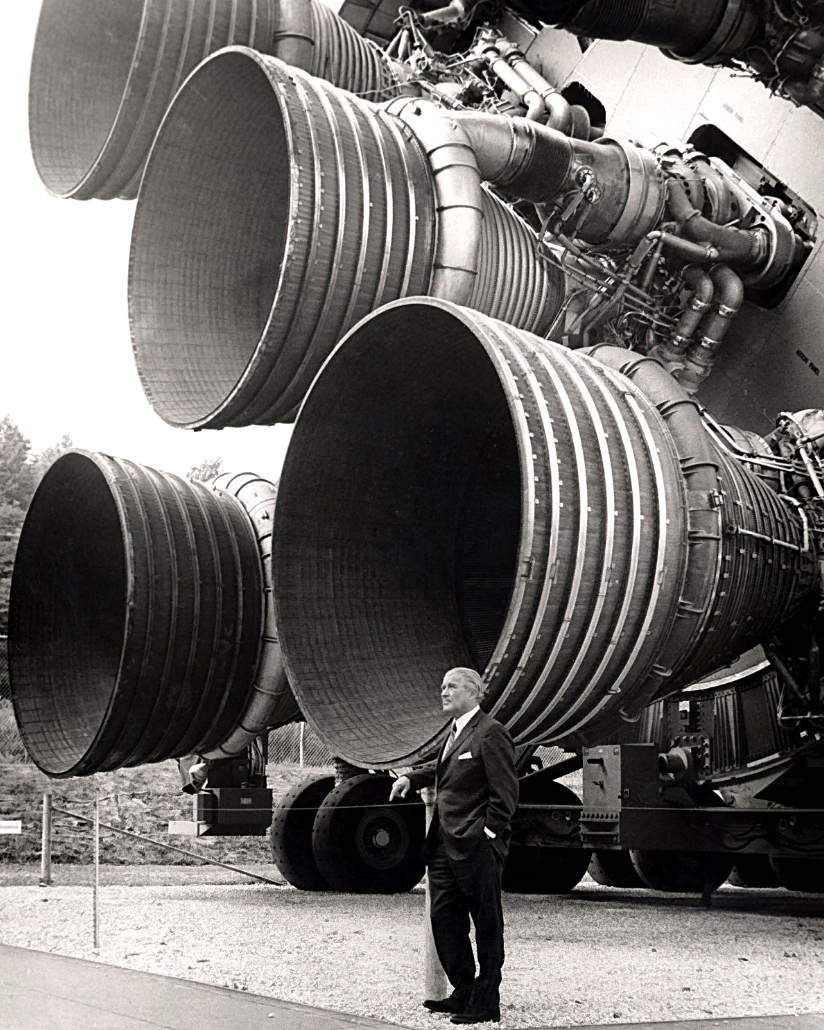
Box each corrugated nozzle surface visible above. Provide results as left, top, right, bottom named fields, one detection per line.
left=8, top=452, right=264, bottom=776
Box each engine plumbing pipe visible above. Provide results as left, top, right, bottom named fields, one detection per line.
left=475, top=38, right=551, bottom=122
left=492, top=38, right=575, bottom=135
left=271, top=298, right=818, bottom=769
left=443, top=111, right=667, bottom=245
left=652, top=264, right=714, bottom=365
left=676, top=264, right=745, bottom=392
left=666, top=178, right=767, bottom=270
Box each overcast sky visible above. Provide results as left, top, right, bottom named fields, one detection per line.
left=1, top=7, right=298, bottom=482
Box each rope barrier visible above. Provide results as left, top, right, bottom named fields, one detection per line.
left=49, top=806, right=283, bottom=886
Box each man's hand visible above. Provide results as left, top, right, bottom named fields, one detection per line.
left=389, top=775, right=411, bottom=800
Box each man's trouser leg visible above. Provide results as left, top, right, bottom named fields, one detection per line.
left=427, top=836, right=476, bottom=997
left=428, top=836, right=504, bottom=1013
left=447, top=840, right=505, bottom=1015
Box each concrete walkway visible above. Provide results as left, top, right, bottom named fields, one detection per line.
left=1, top=945, right=822, bottom=1030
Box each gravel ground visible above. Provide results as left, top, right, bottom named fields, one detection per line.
left=1, top=867, right=823, bottom=1028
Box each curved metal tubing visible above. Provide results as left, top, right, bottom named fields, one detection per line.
left=129, top=51, right=564, bottom=429
left=271, top=298, right=818, bottom=769
left=8, top=452, right=264, bottom=777
left=203, top=472, right=301, bottom=759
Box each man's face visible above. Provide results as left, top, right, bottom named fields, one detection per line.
left=441, top=676, right=480, bottom=718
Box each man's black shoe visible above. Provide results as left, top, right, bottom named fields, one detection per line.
left=423, top=991, right=472, bottom=1014
left=423, top=998, right=458, bottom=1013
left=449, top=1010, right=501, bottom=1024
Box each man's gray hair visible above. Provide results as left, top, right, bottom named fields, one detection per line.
left=444, top=667, right=485, bottom=697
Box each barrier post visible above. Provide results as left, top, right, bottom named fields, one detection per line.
left=39, top=791, right=52, bottom=886
left=299, top=722, right=305, bottom=767
left=422, top=786, right=448, bottom=1002
left=93, top=788, right=100, bottom=952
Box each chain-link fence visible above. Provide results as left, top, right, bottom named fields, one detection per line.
left=267, top=721, right=334, bottom=767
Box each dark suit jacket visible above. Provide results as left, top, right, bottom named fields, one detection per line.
left=406, top=710, right=518, bottom=862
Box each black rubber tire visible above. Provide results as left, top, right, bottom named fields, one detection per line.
left=588, top=849, right=645, bottom=888
left=312, top=773, right=425, bottom=893
left=727, top=855, right=780, bottom=888
left=502, top=780, right=591, bottom=894
left=769, top=857, right=824, bottom=893
left=270, top=774, right=335, bottom=890
left=630, top=849, right=735, bottom=892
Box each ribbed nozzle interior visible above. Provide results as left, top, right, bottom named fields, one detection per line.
left=129, top=50, right=290, bottom=427
left=273, top=304, right=523, bottom=767
left=29, top=0, right=144, bottom=197
left=9, top=454, right=129, bottom=774
left=9, top=451, right=264, bottom=777
left=130, top=49, right=438, bottom=429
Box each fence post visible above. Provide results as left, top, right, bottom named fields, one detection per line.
left=422, top=786, right=448, bottom=1001
left=299, top=722, right=305, bottom=767
left=39, top=791, right=52, bottom=886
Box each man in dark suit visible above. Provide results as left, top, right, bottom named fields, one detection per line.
left=390, top=667, right=518, bottom=1024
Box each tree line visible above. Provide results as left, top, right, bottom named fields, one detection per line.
left=0, top=416, right=74, bottom=635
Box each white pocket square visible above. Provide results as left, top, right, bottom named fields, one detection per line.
left=457, top=751, right=473, bottom=760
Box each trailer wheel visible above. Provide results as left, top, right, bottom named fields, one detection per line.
left=502, top=843, right=591, bottom=893
left=270, top=774, right=335, bottom=890
left=312, top=773, right=425, bottom=893
left=588, top=850, right=645, bottom=888
left=769, top=857, right=824, bottom=893
left=727, top=855, right=780, bottom=888
left=630, top=849, right=734, bottom=892
left=502, top=781, right=590, bottom=894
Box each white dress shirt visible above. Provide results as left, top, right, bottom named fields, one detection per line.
left=451, top=705, right=480, bottom=740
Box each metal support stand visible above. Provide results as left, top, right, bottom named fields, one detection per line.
left=423, top=786, right=448, bottom=1001
left=39, top=792, right=52, bottom=886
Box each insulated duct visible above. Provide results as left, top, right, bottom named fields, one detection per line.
left=129, top=50, right=565, bottom=429
left=271, top=298, right=819, bottom=769
left=204, top=472, right=301, bottom=759
left=7, top=453, right=290, bottom=777
left=28, top=0, right=397, bottom=201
